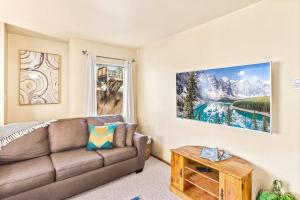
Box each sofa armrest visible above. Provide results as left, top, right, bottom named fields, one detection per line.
left=133, top=132, right=148, bottom=170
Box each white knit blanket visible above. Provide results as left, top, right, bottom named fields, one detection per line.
left=0, top=120, right=56, bottom=150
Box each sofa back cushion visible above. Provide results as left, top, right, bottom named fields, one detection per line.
left=0, top=127, right=50, bottom=164
left=87, top=115, right=124, bottom=126
left=105, top=122, right=127, bottom=148
left=48, top=118, right=89, bottom=153
left=125, top=123, right=138, bottom=146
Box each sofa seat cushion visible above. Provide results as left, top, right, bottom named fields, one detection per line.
left=96, top=147, right=137, bottom=166
left=0, top=156, right=55, bottom=199
left=50, top=148, right=104, bottom=181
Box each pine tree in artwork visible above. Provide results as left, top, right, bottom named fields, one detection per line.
left=262, top=115, right=268, bottom=132
left=184, top=72, right=198, bottom=119
left=225, top=105, right=232, bottom=126
left=252, top=111, right=258, bottom=130
left=216, top=114, right=221, bottom=124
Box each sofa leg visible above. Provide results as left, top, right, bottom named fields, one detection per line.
left=136, top=168, right=144, bottom=173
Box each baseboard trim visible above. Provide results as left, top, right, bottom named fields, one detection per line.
left=150, top=154, right=170, bottom=165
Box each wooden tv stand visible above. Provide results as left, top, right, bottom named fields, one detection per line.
left=170, top=146, right=253, bottom=200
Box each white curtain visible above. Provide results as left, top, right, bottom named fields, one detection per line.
left=83, top=54, right=97, bottom=117
left=123, top=61, right=135, bottom=123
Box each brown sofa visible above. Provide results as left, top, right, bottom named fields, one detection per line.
left=0, top=115, right=148, bottom=200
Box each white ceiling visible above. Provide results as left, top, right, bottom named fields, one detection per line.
left=0, top=0, right=261, bottom=47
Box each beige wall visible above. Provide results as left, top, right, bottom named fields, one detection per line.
left=0, top=23, right=7, bottom=125
left=6, top=34, right=70, bottom=123
left=5, top=35, right=136, bottom=123
left=137, top=0, right=300, bottom=197
left=68, top=38, right=136, bottom=117
left=0, top=23, right=4, bottom=125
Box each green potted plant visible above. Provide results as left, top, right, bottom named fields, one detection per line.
left=256, top=180, right=297, bottom=200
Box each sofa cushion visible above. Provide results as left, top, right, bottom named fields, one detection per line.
left=48, top=118, right=89, bottom=153
left=0, top=156, right=55, bottom=199
left=0, top=127, right=50, bottom=164
left=50, top=148, right=104, bottom=181
left=96, top=147, right=137, bottom=166
left=87, top=124, right=117, bottom=150
left=113, top=123, right=127, bottom=147
left=125, top=123, right=137, bottom=146
left=105, top=122, right=126, bottom=148
left=87, top=115, right=124, bottom=126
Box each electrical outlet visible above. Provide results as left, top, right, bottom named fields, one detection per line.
left=293, top=79, right=300, bottom=89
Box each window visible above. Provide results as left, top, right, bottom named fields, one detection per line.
left=96, top=64, right=124, bottom=115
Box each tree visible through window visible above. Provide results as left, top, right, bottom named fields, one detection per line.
left=96, top=64, right=123, bottom=115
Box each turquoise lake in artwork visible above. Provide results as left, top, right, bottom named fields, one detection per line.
left=193, top=101, right=270, bottom=132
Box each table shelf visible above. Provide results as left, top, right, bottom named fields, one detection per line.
left=185, top=170, right=219, bottom=198
left=185, top=164, right=219, bottom=183
left=184, top=184, right=219, bottom=200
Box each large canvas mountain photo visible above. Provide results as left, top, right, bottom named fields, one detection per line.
left=176, top=62, right=271, bottom=133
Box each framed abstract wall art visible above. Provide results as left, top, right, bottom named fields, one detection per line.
left=176, top=62, right=271, bottom=133
left=19, top=50, right=61, bottom=105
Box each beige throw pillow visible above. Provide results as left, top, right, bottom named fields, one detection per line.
left=105, top=122, right=126, bottom=148
left=125, top=123, right=137, bottom=146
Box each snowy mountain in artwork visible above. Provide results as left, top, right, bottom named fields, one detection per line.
left=195, top=71, right=270, bottom=101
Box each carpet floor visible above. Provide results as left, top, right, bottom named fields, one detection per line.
left=68, top=157, right=180, bottom=200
